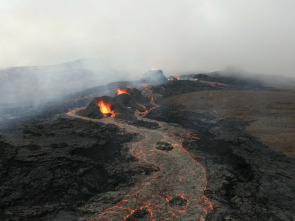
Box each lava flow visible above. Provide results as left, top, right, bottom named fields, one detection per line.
left=168, top=75, right=180, bottom=81
left=96, top=100, right=116, bottom=117
left=117, top=89, right=130, bottom=96
left=66, top=91, right=212, bottom=220
left=199, top=80, right=227, bottom=87
left=141, top=86, right=160, bottom=117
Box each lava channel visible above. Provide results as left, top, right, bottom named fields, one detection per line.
left=66, top=104, right=212, bottom=221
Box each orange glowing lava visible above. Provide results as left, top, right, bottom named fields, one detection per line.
left=168, top=75, right=180, bottom=81
left=97, top=100, right=116, bottom=117
left=199, top=80, right=227, bottom=87
left=116, top=89, right=130, bottom=96
left=66, top=87, right=212, bottom=220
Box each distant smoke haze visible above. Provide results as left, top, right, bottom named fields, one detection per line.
left=1, top=0, right=295, bottom=78
left=0, top=59, right=127, bottom=104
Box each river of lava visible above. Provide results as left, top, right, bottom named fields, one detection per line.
left=117, top=89, right=130, bottom=96
left=66, top=106, right=212, bottom=220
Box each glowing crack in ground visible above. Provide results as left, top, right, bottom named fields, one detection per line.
left=66, top=108, right=212, bottom=221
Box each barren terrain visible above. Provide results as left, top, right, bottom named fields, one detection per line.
left=163, top=90, right=295, bottom=157
left=1, top=72, right=295, bottom=220
left=67, top=109, right=212, bottom=220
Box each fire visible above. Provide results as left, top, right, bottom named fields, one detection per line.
left=168, top=75, right=180, bottom=81
left=116, top=89, right=130, bottom=96
left=97, top=100, right=116, bottom=117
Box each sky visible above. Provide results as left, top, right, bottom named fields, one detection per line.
left=1, top=0, right=295, bottom=77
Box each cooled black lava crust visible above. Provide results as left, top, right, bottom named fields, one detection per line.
left=0, top=117, right=141, bottom=220
left=0, top=73, right=294, bottom=220
left=146, top=106, right=295, bottom=221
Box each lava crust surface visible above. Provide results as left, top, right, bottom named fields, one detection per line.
left=0, top=72, right=295, bottom=220
left=0, top=117, right=150, bottom=220
left=146, top=106, right=295, bottom=220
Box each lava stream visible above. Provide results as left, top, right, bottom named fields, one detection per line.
left=66, top=107, right=212, bottom=220
left=117, top=89, right=130, bottom=96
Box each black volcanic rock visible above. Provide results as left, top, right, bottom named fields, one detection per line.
left=0, top=69, right=293, bottom=220
left=122, top=88, right=150, bottom=105
left=127, top=120, right=159, bottom=129
left=78, top=89, right=150, bottom=120
left=146, top=107, right=295, bottom=220
left=155, top=141, right=174, bottom=151
left=77, top=100, right=103, bottom=119
left=113, top=91, right=151, bottom=120
left=169, top=196, right=187, bottom=210
left=78, top=96, right=115, bottom=119
left=0, top=117, right=141, bottom=220
left=125, top=208, right=150, bottom=220
left=118, top=88, right=141, bottom=97
left=188, top=72, right=264, bottom=89
left=140, top=70, right=168, bottom=85
left=114, top=94, right=146, bottom=117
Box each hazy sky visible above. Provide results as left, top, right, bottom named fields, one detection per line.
left=1, top=0, right=295, bottom=76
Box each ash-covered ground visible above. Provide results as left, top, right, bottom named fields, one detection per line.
left=0, top=71, right=295, bottom=220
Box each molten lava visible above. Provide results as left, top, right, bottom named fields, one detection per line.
left=168, top=75, right=180, bottom=81
left=97, top=100, right=116, bottom=117
left=199, top=80, right=227, bottom=87
left=116, top=89, right=130, bottom=96
left=66, top=86, right=212, bottom=220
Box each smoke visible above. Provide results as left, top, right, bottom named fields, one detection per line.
left=0, top=59, right=129, bottom=104
left=1, top=0, right=295, bottom=75
left=0, top=0, right=295, bottom=104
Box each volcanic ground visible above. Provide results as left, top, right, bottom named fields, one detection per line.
left=0, top=71, right=295, bottom=220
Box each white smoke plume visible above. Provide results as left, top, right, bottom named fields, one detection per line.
left=0, top=0, right=295, bottom=103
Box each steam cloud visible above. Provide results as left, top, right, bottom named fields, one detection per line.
left=0, top=0, right=295, bottom=104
